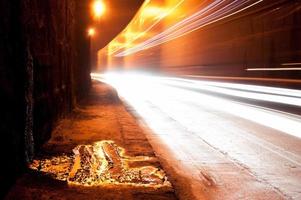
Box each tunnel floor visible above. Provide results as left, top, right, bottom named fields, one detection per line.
left=6, top=81, right=177, bottom=200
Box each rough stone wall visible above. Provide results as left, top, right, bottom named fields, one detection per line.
left=75, top=0, right=91, bottom=98
left=0, top=0, right=90, bottom=197
left=22, top=0, right=78, bottom=148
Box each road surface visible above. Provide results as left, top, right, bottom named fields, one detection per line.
left=93, top=72, right=301, bottom=200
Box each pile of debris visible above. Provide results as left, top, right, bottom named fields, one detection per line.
left=30, top=140, right=170, bottom=188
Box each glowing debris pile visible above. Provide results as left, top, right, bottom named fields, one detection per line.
left=30, top=141, right=170, bottom=187
left=30, top=155, right=73, bottom=181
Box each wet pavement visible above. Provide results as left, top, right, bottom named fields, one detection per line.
left=6, top=81, right=177, bottom=200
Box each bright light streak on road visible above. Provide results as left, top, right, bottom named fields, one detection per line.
left=91, top=72, right=301, bottom=139
left=91, top=72, right=301, bottom=199
left=158, top=77, right=301, bottom=107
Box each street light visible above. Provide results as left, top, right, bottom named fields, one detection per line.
left=92, top=0, right=106, bottom=19
left=88, top=28, right=96, bottom=37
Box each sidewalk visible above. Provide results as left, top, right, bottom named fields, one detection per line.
left=6, top=81, right=177, bottom=200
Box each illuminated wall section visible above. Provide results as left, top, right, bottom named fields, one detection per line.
left=96, top=0, right=301, bottom=79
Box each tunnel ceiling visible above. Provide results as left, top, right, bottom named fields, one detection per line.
left=92, top=0, right=144, bottom=51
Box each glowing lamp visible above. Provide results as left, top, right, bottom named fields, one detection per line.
left=92, top=0, right=106, bottom=18
left=88, top=28, right=95, bottom=37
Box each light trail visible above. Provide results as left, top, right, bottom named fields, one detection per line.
left=282, top=63, right=301, bottom=66
left=115, top=0, right=264, bottom=57
left=158, top=77, right=301, bottom=106
left=184, top=75, right=301, bottom=84
left=107, top=0, right=185, bottom=56
left=246, top=67, right=301, bottom=71
left=92, top=72, right=301, bottom=199
left=91, top=72, right=301, bottom=139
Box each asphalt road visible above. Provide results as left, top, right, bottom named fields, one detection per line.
left=93, top=73, right=301, bottom=200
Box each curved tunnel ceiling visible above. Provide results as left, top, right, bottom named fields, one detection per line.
left=91, top=0, right=145, bottom=51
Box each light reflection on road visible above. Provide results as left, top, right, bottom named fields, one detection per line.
left=92, top=72, right=301, bottom=199
left=92, top=72, right=301, bottom=139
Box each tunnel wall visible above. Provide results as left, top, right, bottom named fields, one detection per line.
left=0, top=0, right=90, bottom=196
left=22, top=0, right=91, bottom=147
left=98, top=0, right=301, bottom=82
left=157, top=0, right=301, bottom=79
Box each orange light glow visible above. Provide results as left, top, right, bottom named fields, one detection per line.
left=88, top=28, right=95, bottom=37
left=92, top=0, right=106, bottom=19
left=29, top=140, right=171, bottom=187
left=141, top=7, right=168, bottom=18
left=98, top=0, right=185, bottom=59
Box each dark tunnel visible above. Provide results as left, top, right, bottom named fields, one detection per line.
left=0, top=0, right=91, bottom=196
left=0, top=0, right=301, bottom=199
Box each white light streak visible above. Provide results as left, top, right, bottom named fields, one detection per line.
left=247, top=68, right=301, bottom=71
left=107, top=0, right=185, bottom=56
left=91, top=72, right=301, bottom=139
left=115, top=0, right=264, bottom=57
left=282, top=63, right=301, bottom=66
